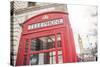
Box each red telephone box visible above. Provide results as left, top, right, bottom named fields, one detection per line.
left=16, top=11, right=77, bottom=66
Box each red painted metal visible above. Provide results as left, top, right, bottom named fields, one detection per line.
left=16, top=11, right=77, bottom=66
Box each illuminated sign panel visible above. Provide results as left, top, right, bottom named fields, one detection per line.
left=28, top=18, right=64, bottom=30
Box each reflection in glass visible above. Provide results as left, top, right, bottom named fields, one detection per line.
left=50, top=51, right=56, bottom=64
left=30, top=54, right=39, bottom=65
left=25, top=39, right=28, bottom=53
left=29, top=34, right=63, bottom=65
left=58, top=50, right=63, bottom=63
left=30, top=35, right=55, bottom=51
left=23, top=55, right=27, bottom=65
left=31, top=39, right=41, bottom=51
left=57, top=34, right=61, bottom=47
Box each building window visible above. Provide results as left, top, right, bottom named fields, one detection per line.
left=28, top=2, right=36, bottom=7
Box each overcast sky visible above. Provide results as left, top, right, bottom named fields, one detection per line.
left=67, top=5, right=97, bottom=54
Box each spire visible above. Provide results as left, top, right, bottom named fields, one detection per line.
left=78, top=34, right=84, bottom=54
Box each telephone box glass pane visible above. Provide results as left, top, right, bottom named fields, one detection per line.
left=25, top=39, right=28, bottom=53
left=58, top=50, right=63, bottom=63
left=23, top=55, right=27, bottom=65
left=50, top=51, right=56, bottom=64
left=38, top=53, right=44, bottom=65
left=57, top=34, right=61, bottom=47
left=38, top=52, right=50, bottom=64
left=29, top=54, right=39, bottom=65
left=29, top=34, right=62, bottom=65
left=30, top=35, right=55, bottom=52
left=30, top=52, right=50, bottom=65
left=29, top=51, right=58, bottom=65
left=30, top=39, right=38, bottom=51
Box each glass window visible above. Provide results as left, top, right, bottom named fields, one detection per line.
left=30, top=52, right=50, bottom=65
left=57, top=34, right=61, bottom=47
left=58, top=50, right=63, bottom=63
left=29, top=54, right=39, bottom=65
left=29, top=33, right=62, bottom=65
left=23, top=55, right=27, bottom=65
left=29, top=49, right=62, bottom=65
left=38, top=53, right=44, bottom=65
left=30, top=35, right=55, bottom=52
left=25, top=39, right=28, bottom=53
left=28, top=2, right=36, bottom=7
left=30, top=39, right=38, bottom=51
left=50, top=51, right=56, bottom=64
left=44, top=52, right=50, bottom=64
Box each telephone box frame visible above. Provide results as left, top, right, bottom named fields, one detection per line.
left=16, top=11, right=77, bottom=66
